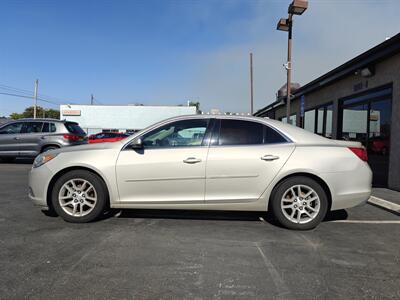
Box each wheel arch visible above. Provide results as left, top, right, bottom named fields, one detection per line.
left=46, top=166, right=110, bottom=212
left=268, top=172, right=332, bottom=212
left=40, top=144, right=61, bottom=153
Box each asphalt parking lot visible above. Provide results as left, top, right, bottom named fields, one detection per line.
left=0, top=161, right=399, bottom=299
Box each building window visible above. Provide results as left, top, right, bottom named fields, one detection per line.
left=281, top=114, right=297, bottom=126
left=304, top=110, right=315, bottom=133
left=339, top=85, right=392, bottom=187
left=303, top=103, right=333, bottom=138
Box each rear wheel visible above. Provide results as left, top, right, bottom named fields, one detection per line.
left=51, top=170, right=108, bottom=223
left=270, top=176, right=328, bottom=230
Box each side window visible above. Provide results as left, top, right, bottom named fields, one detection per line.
left=264, top=125, right=287, bottom=144
left=50, top=123, right=57, bottom=132
left=142, top=119, right=208, bottom=148
left=22, top=122, right=44, bottom=133
left=0, top=122, right=23, bottom=134
left=218, top=120, right=263, bottom=146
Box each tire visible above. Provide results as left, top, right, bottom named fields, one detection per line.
left=270, top=176, right=328, bottom=230
left=51, top=170, right=108, bottom=223
left=41, top=145, right=59, bottom=153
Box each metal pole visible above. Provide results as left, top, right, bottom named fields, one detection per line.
left=250, top=52, right=254, bottom=115
left=33, top=79, right=38, bottom=119
left=286, top=14, right=293, bottom=124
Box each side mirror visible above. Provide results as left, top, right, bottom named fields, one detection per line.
left=130, top=138, right=143, bottom=149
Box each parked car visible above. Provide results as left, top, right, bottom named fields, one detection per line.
left=369, top=136, right=390, bottom=155
left=29, top=115, right=372, bottom=230
left=0, top=119, right=87, bottom=162
left=88, top=132, right=128, bottom=144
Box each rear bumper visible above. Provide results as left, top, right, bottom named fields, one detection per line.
left=323, top=162, right=373, bottom=211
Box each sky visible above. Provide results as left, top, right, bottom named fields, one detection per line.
left=0, top=0, right=400, bottom=116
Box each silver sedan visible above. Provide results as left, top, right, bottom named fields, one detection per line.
left=29, top=115, right=372, bottom=230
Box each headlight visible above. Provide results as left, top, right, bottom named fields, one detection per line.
left=33, top=153, right=59, bottom=168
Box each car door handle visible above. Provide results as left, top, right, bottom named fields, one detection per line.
left=261, top=155, right=279, bottom=161
left=183, top=157, right=202, bottom=164
left=14, top=137, right=20, bottom=140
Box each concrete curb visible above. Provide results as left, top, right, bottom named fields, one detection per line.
left=368, top=196, right=400, bottom=216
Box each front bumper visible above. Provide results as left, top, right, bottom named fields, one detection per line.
left=28, top=164, right=53, bottom=209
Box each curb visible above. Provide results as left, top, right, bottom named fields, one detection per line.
left=368, top=196, right=400, bottom=216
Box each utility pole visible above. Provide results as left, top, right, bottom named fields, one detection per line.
left=250, top=53, right=254, bottom=115
left=33, top=79, right=38, bottom=119
left=91, top=94, right=94, bottom=105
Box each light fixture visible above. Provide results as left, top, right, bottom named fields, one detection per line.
left=288, top=0, right=308, bottom=15
left=277, top=18, right=290, bottom=31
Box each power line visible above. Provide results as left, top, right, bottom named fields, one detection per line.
left=0, top=83, right=80, bottom=105
left=0, top=92, right=60, bottom=105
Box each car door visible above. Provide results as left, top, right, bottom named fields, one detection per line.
left=0, top=122, right=24, bottom=156
left=19, top=122, right=45, bottom=156
left=205, top=119, right=295, bottom=203
left=116, top=118, right=212, bottom=204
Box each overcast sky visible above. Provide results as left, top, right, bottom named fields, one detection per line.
left=1, top=0, right=399, bottom=116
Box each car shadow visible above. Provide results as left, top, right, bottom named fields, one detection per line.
left=107, top=208, right=349, bottom=226
left=0, top=158, right=34, bottom=164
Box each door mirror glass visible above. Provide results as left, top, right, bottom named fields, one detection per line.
left=130, top=138, right=143, bottom=149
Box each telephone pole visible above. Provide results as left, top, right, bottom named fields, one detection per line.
left=250, top=53, right=254, bottom=115
left=33, top=79, right=38, bottom=119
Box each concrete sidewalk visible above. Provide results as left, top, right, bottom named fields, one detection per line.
left=369, top=188, right=400, bottom=215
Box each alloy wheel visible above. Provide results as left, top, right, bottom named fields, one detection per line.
left=58, top=178, right=97, bottom=217
left=280, top=184, right=321, bottom=224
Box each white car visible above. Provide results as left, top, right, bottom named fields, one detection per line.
left=29, top=115, right=372, bottom=230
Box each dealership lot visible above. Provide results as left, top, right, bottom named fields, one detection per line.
left=0, top=162, right=399, bottom=299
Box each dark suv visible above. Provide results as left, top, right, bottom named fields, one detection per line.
left=0, top=119, right=87, bottom=162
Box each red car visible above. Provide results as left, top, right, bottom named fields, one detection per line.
left=370, top=136, right=390, bottom=155
left=88, top=132, right=129, bottom=144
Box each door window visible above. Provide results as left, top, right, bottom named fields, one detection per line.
left=142, top=119, right=208, bottom=148
left=0, top=122, right=23, bottom=134
left=218, top=119, right=263, bottom=145
left=42, top=123, right=57, bottom=133
left=22, top=122, right=44, bottom=133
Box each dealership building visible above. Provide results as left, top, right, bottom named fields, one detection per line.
left=60, top=104, right=197, bottom=135
left=255, top=33, right=400, bottom=191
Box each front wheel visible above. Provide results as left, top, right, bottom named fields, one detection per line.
left=270, top=176, right=328, bottom=230
left=51, top=170, right=108, bottom=223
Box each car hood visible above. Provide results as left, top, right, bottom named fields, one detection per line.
left=51, top=142, right=121, bottom=154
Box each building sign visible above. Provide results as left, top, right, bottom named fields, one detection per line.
left=62, top=110, right=81, bottom=116
left=300, top=95, right=305, bottom=117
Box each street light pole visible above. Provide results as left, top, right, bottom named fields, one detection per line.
left=277, top=0, right=308, bottom=125
left=250, top=52, right=254, bottom=115
left=286, top=14, right=293, bottom=124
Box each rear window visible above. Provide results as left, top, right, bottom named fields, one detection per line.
left=65, top=123, right=86, bottom=135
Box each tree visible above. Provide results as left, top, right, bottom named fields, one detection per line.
left=10, top=106, right=60, bottom=120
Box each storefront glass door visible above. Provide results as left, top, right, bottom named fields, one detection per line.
left=340, top=87, right=392, bottom=187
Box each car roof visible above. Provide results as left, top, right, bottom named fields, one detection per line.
left=2, top=118, right=76, bottom=124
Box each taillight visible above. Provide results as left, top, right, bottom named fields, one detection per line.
left=63, top=134, right=80, bottom=141
left=348, top=147, right=368, bottom=162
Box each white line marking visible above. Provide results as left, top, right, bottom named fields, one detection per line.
left=259, top=216, right=267, bottom=223
left=368, top=196, right=400, bottom=213
left=255, top=243, right=291, bottom=298
left=332, top=220, right=400, bottom=224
